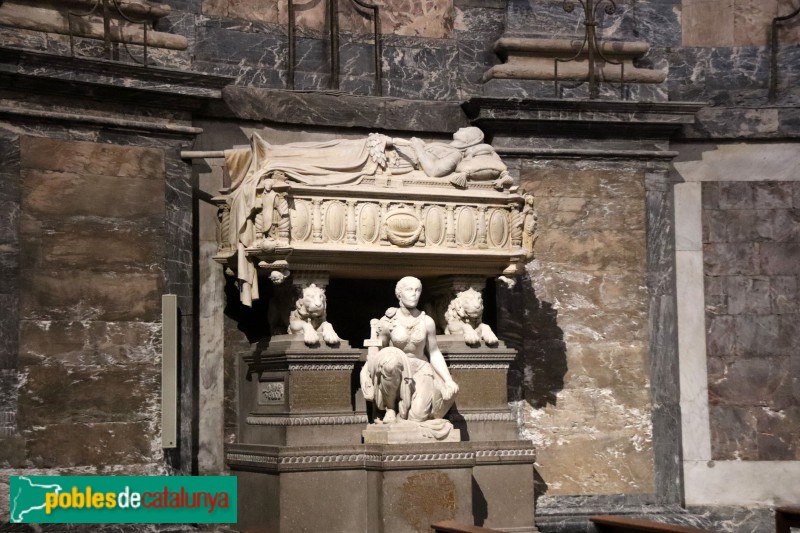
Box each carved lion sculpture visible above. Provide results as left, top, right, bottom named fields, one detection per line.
left=444, top=288, right=499, bottom=346
left=288, top=284, right=341, bottom=346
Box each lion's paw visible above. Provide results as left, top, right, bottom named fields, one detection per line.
left=463, top=329, right=481, bottom=345
left=303, top=329, right=320, bottom=346
left=482, top=329, right=499, bottom=346
left=321, top=324, right=340, bottom=346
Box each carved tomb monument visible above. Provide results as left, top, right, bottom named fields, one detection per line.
left=217, top=127, right=539, bottom=532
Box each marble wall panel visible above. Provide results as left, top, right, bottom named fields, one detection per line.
left=702, top=180, right=800, bottom=461
left=201, top=0, right=455, bottom=39
left=24, top=422, right=156, bottom=468
left=503, top=159, right=655, bottom=497
left=14, top=135, right=170, bottom=472
left=681, top=0, right=800, bottom=47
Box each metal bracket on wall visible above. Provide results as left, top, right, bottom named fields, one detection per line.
left=555, top=0, right=626, bottom=100
left=769, top=4, right=800, bottom=102
left=288, top=0, right=383, bottom=96
left=161, top=294, right=178, bottom=449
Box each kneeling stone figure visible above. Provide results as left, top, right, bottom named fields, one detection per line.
left=361, top=277, right=459, bottom=441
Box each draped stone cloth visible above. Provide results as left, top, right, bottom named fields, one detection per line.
left=224, top=133, right=385, bottom=306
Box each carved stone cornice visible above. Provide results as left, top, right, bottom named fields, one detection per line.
left=0, top=46, right=233, bottom=113
left=243, top=335, right=362, bottom=372
left=462, top=97, right=706, bottom=139
left=226, top=440, right=536, bottom=473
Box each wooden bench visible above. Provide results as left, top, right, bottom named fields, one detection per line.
left=776, top=507, right=800, bottom=533
left=431, top=520, right=504, bottom=533
left=591, top=515, right=717, bottom=533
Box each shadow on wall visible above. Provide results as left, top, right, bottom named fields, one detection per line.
left=224, top=276, right=271, bottom=357
left=497, top=275, right=567, bottom=409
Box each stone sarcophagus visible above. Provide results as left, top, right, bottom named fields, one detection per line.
left=215, top=128, right=538, bottom=533
left=213, top=127, right=535, bottom=306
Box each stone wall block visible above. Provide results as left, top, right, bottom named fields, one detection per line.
left=725, top=209, right=763, bottom=242
left=25, top=422, right=155, bottom=467
left=565, top=342, right=649, bottom=394
left=753, top=182, right=794, bottom=209
left=383, top=75, right=459, bottom=102
left=0, top=295, right=19, bottom=370
left=667, top=48, right=711, bottom=101
left=454, top=5, right=505, bottom=39
left=557, top=196, right=645, bottom=231
left=755, top=406, right=800, bottom=460
left=793, top=351, right=800, bottom=404
left=733, top=315, right=783, bottom=357
left=202, top=0, right=279, bottom=23
left=19, top=320, right=161, bottom=366
left=519, top=168, right=599, bottom=198
left=17, top=363, right=159, bottom=427
left=529, top=197, right=558, bottom=230
left=726, top=276, right=771, bottom=315
left=0, top=249, right=19, bottom=296
left=702, top=182, right=720, bottom=209
left=385, top=44, right=459, bottom=82
left=682, top=0, right=735, bottom=47
left=21, top=170, right=165, bottom=221
left=706, top=315, right=736, bottom=357
left=770, top=276, right=798, bottom=314
left=794, top=181, right=800, bottom=208
left=523, top=393, right=655, bottom=495
left=456, top=40, right=497, bottom=85
left=21, top=270, right=163, bottom=322
left=704, top=243, right=759, bottom=276
left=20, top=137, right=164, bottom=179
left=760, top=242, right=800, bottom=275
left=532, top=267, right=601, bottom=311
left=778, top=315, right=799, bottom=352
left=709, top=405, right=758, bottom=460
left=702, top=209, right=728, bottom=242
left=21, top=223, right=165, bottom=273
left=718, top=181, right=755, bottom=209
left=597, top=170, right=645, bottom=198
left=598, top=272, right=650, bottom=311
left=0, top=200, right=19, bottom=247
left=705, top=276, right=728, bottom=315
left=733, top=0, right=779, bottom=47
left=514, top=339, right=567, bottom=408
left=194, top=24, right=285, bottom=67
left=535, top=230, right=646, bottom=272
left=560, top=308, right=649, bottom=344
left=766, top=209, right=800, bottom=242
left=0, top=26, right=47, bottom=50
left=610, top=1, right=681, bottom=48
left=708, top=356, right=792, bottom=407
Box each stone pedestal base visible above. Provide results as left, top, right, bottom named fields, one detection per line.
left=227, top=440, right=537, bottom=533
left=362, top=419, right=461, bottom=443
left=240, top=335, right=365, bottom=446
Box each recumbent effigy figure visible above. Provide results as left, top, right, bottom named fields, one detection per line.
left=360, top=277, right=459, bottom=434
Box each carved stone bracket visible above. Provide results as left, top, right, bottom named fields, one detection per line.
left=483, top=37, right=666, bottom=84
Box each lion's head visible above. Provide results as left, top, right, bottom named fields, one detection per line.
left=296, top=283, right=326, bottom=319
left=450, top=288, right=484, bottom=322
